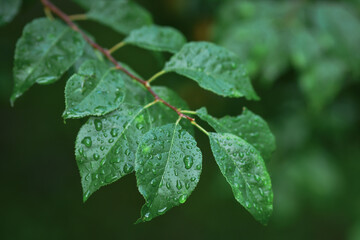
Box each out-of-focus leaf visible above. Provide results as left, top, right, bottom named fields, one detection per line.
left=87, top=0, right=153, bottom=35
left=300, top=59, right=346, bottom=110
left=0, top=0, right=21, bottom=26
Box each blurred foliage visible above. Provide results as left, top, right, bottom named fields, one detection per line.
left=1, top=0, right=360, bottom=239
left=215, top=0, right=360, bottom=111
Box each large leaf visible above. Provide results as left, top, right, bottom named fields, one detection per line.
left=63, top=59, right=125, bottom=119
left=164, top=42, right=259, bottom=100
left=197, top=107, right=275, bottom=161
left=209, top=132, right=273, bottom=224
left=87, top=0, right=153, bottom=35
left=0, top=0, right=21, bottom=26
left=76, top=104, right=154, bottom=201
left=11, top=18, right=85, bottom=104
left=135, top=123, right=202, bottom=222
left=124, top=25, right=186, bottom=53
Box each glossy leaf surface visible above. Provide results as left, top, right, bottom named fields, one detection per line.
left=76, top=104, right=154, bottom=201
left=124, top=25, right=186, bottom=53
left=11, top=18, right=85, bottom=104
left=0, top=0, right=21, bottom=26
left=209, top=132, right=273, bottom=224
left=197, top=107, right=275, bottom=161
left=164, top=42, right=259, bottom=100
left=87, top=0, right=152, bottom=35
left=63, top=59, right=125, bottom=119
left=135, top=124, right=202, bottom=222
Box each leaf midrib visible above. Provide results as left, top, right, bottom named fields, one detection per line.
left=149, top=123, right=179, bottom=205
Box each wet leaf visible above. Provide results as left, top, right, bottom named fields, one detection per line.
left=11, top=18, right=85, bottom=104
left=197, top=107, right=275, bottom=161
left=164, top=42, right=259, bottom=100
left=209, top=132, right=273, bottom=225
left=63, top=59, right=125, bottom=119
left=124, top=25, right=186, bottom=53
left=135, top=123, right=202, bottom=222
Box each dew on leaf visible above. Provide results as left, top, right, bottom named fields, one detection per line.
left=176, top=180, right=183, bottom=190
left=123, top=163, right=134, bottom=174
left=93, top=153, right=100, bottom=161
left=179, top=195, right=187, bottom=204
left=183, top=155, right=194, bottom=169
left=81, top=137, right=92, bottom=148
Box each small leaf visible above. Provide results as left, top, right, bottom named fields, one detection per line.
left=135, top=123, right=202, bottom=222
left=63, top=59, right=125, bottom=119
left=87, top=0, right=153, bottom=35
left=124, top=25, right=186, bottom=53
left=197, top=107, right=275, bottom=161
left=11, top=18, right=85, bottom=104
left=76, top=104, right=153, bottom=201
left=209, top=132, right=273, bottom=225
left=164, top=42, right=259, bottom=100
left=0, top=0, right=21, bottom=26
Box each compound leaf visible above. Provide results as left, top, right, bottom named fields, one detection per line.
left=87, top=0, right=152, bottom=35
left=124, top=25, right=186, bottom=53
left=11, top=18, right=85, bottom=104
left=197, top=107, right=275, bottom=161
left=135, top=123, right=202, bottom=222
left=209, top=132, right=273, bottom=225
left=63, top=59, right=125, bottom=119
left=164, top=42, right=259, bottom=100
left=0, top=0, right=21, bottom=26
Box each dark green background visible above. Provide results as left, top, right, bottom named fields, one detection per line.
left=1, top=0, right=360, bottom=239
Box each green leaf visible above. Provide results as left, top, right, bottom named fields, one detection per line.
left=124, top=25, right=186, bottom=53
left=63, top=59, right=125, bottom=119
left=197, top=107, right=275, bottom=161
left=76, top=91, right=192, bottom=201
left=135, top=123, right=202, bottom=222
left=300, top=59, right=346, bottom=111
left=0, top=0, right=21, bottom=26
left=164, top=42, right=259, bottom=100
left=87, top=0, right=153, bottom=35
left=209, top=132, right=273, bottom=225
left=11, top=18, right=85, bottom=105
left=76, top=104, right=153, bottom=201
left=147, top=86, right=194, bottom=136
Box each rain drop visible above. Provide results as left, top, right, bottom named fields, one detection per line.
left=94, top=119, right=102, bottom=131
left=81, top=137, right=92, bottom=148
left=179, top=195, right=187, bottom=204
left=183, top=155, right=194, bottom=169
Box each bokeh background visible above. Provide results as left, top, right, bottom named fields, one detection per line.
left=1, top=0, right=360, bottom=239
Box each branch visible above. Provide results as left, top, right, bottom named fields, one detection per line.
left=41, top=0, right=195, bottom=122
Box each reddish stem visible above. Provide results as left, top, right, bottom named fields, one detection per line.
left=41, top=0, right=195, bottom=122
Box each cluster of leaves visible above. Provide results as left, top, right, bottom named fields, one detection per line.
left=214, top=0, right=360, bottom=110
left=8, top=0, right=276, bottom=224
